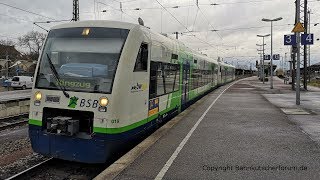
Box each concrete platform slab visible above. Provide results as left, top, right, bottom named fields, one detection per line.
left=100, top=77, right=320, bottom=180
left=281, top=108, right=310, bottom=115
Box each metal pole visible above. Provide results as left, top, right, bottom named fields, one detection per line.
left=6, top=55, right=9, bottom=91
left=303, top=0, right=308, bottom=90
left=308, top=10, right=311, bottom=82
left=73, top=0, right=80, bottom=21
left=262, top=37, right=265, bottom=84
left=257, top=48, right=261, bottom=79
left=94, top=0, right=96, bottom=20
left=270, top=21, right=273, bottom=89
left=296, top=0, right=301, bottom=105
left=285, top=53, right=287, bottom=73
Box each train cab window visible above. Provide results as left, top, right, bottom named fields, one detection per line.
left=134, top=43, right=148, bottom=72
left=172, top=54, right=178, bottom=60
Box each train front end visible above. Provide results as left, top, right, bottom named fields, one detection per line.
left=29, top=23, right=131, bottom=163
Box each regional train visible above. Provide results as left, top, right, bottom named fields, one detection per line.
left=29, top=20, right=235, bottom=163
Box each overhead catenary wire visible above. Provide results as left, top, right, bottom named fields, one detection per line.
left=97, top=1, right=137, bottom=21
left=179, top=23, right=311, bottom=34
left=154, top=0, right=227, bottom=55
left=121, top=0, right=275, bottom=11
left=0, top=2, right=56, bottom=20
left=0, top=13, right=33, bottom=22
left=192, top=8, right=199, bottom=32
left=197, top=5, right=223, bottom=40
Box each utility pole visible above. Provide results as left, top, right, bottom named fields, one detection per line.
left=270, top=21, right=274, bottom=89
left=291, top=47, right=296, bottom=90
left=308, top=9, right=311, bottom=82
left=73, top=0, right=80, bottom=21
left=6, top=49, right=9, bottom=91
left=120, top=2, right=123, bottom=21
left=303, top=0, right=308, bottom=90
left=256, top=46, right=263, bottom=80
left=295, top=0, right=301, bottom=105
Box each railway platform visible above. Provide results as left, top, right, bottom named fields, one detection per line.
left=96, top=76, right=320, bottom=180
left=0, top=89, right=31, bottom=102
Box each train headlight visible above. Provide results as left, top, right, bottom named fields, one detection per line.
left=35, top=92, right=42, bottom=101
left=99, top=97, right=108, bottom=107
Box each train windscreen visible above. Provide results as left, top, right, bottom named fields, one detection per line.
left=35, top=27, right=129, bottom=94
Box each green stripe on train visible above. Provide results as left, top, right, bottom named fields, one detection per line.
left=94, top=105, right=177, bottom=134
left=93, top=117, right=149, bottom=134
left=29, top=119, right=42, bottom=126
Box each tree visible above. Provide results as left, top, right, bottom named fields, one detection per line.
left=18, top=31, right=46, bottom=60
left=0, top=39, right=15, bottom=46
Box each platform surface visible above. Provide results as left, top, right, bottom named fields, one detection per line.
left=0, top=90, right=31, bottom=102
left=113, top=77, right=320, bottom=180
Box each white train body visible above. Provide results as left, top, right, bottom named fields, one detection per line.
left=29, top=20, right=235, bottom=163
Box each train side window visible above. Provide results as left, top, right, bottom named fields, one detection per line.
left=134, top=43, right=148, bottom=72
left=150, top=62, right=180, bottom=99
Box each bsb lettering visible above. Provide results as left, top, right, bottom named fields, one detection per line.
left=80, top=99, right=99, bottom=108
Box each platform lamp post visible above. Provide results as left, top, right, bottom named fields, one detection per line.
left=257, top=34, right=270, bottom=84
left=262, top=17, right=283, bottom=89
left=256, top=47, right=263, bottom=80
left=258, top=52, right=263, bottom=77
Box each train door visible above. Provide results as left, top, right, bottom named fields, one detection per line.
left=130, top=42, right=149, bottom=128
left=181, top=63, right=190, bottom=110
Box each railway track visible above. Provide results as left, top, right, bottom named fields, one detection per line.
left=0, top=114, right=29, bottom=131
left=6, top=158, right=53, bottom=180
left=5, top=157, right=108, bottom=180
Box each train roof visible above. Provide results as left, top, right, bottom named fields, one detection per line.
left=50, top=20, right=227, bottom=66
left=51, top=20, right=138, bottom=30
left=220, top=62, right=235, bottom=68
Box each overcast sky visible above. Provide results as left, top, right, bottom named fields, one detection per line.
left=1, top=0, right=320, bottom=69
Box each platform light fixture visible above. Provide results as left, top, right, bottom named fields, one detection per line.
left=262, top=17, right=283, bottom=89
left=257, top=34, right=270, bottom=84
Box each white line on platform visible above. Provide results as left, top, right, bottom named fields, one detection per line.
left=154, top=80, right=239, bottom=180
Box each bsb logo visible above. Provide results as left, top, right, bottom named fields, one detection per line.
left=68, top=96, right=79, bottom=108
left=67, top=96, right=99, bottom=109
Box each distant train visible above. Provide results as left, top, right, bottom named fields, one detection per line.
left=275, top=68, right=285, bottom=78
left=28, top=20, right=235, bottom=163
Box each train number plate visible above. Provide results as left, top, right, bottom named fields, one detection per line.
left=45, top=95, right=60, bottom=103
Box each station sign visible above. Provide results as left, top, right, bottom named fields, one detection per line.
left=284, top=34, right=297, bottom=45
left=301, top=34, right=314, bottom=45
left=283, top=34, right=314, bottom=46
left=273, top=54, right=280, bottom=60
left=263, top=55, right=271, bottom=60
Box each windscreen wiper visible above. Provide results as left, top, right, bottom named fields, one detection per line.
left=46, top=53, right=70, bottom=98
